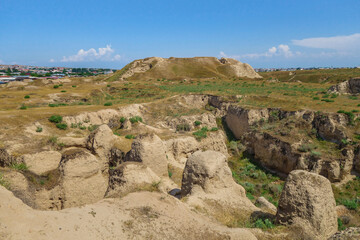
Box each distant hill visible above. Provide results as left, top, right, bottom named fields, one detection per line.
left=109, top=57, right=261, bottom=81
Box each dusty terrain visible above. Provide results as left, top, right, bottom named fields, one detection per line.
left=0, top=58, right=360, bottom=239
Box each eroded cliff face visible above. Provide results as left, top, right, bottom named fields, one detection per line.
left=212, top=97, right=359, bottom=183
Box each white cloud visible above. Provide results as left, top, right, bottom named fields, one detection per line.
left=225, top=44, right=298, bottom=60
left=0, top=59, right=3, bottom=64
left=60, top=45, right=121, bottom=62
left=292, top=33, right=360, bottom=51
left=49, top=59, right=55, bottom=63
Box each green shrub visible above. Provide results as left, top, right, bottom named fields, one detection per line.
left=72, top=85, right=77, bottom=88
left=176, top=123, right=191, bottom=132
left=19, top=105, right=27, bottom=110
left=193, top=127, right=208, bottom=141
left=56, top=123, right=68, bottom=130
left=48, top=115, right=63, bottom=123
left=129, top=116, right=143, bottom=124
left=338, top=218, right=346, bottom=231
left=0, top=173, right=9, bottom=188
left=310, top=150, right=322, bottom=157
left=321, top=99, right=334, bottom=103
left=349, top=96, right=358, bottom=100
left=11, top=163, right=28, bottom=171
left=24, top=95, right=30, bottom=99
left=36, top=126, right=43, bottom=132
left=87, top=125, right=99, bottom=132
left=253, top=218, right=274, bottom=229
left=298, top=143, right=316, bottom=152
left=104, top=102, right=113, bottom=106
left=210, top=127, right=218, bottom=131
left=125, top=134, right=135, bottom=139
left=71, top=123, right=78, bottom=128
left=53, top=85, right=59, bottom=89
left=194, top=120, right=202, bottom=126
left=339, top=198, right=358, bottom=210
left=168, top=170, right=173, bottom=178
left=61, top=90, right=67, bottom=93
left=312, top=96, right=320, bottom=100
left=120, top=117, right=126, bottom=123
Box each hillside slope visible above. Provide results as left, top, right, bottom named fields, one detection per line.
left=109, top=57, right=261, bottom=81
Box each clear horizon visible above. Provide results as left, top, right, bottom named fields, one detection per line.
left=1, top=0, right=360, bottom=69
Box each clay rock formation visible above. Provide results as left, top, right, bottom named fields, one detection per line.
left=181, top=150, right=257, bottom=215
left=255, top=197, right=277, bottom=214
left=328, top=77, right=360, bottom=94
left=86, top=124, right=117, bottom=164
left=276, top=170, right=337, bottom=239
left=59, top=148, right=108, bottom=208
left=219, top=57, right=262, bottom=78
left=106, top=162, right=160, bottom=197
left=22, top=151, right=61, bottom=175
left=114, top=56, right=261, bottom=80
left=0, top=186, right=258, bottom=240
left=225, top=106, right=269, bottom=138
left=125, top=133, right=168, bottom=177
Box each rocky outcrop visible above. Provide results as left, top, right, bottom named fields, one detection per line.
left=0, top=148, right=20, bottom=167
left=313, top=113, right=348, bottom=144
left=22, top=151, right=61, bottom=175
left=125, top=133, right=168, bottom=177
left=328, top=78, right=360, bottom=94
left=161, top=113, right=217, bottom=131
left=86, top=124, right=117, bottom=165
left=59, top=148, right=108, bottom=208
left=329, top=227, right=360, bottom=240
left=165, top=131, right=228, bottom=168
left=0, top=186, right=258, bottom=240
left=276, top=170, right=337, bottom=240
left=219, top=57, right=262, bottom=78
left=106, top=162, right=160, bottom=197
left=181, top=150, right=258, bottom=217
left=225, top=106, right=269, bottom=138
left=255, top=197, right=277, bottom=214
left=244, top=131, right=302, bottom=174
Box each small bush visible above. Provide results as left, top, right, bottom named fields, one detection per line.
left=298, top=143, right=316, bottom=152
left=120, top=117, right=126, bottom=123
left=104, top=102, right=113, bottom=106
left=87, top=125, right=99, bottom=132
left=253, top=218, right=274, bottom=229
left=61, top=90, right=67, bottom=93
left=193, top=127, right=208, bottom=141
left=210, top=127, right=218, bottom=131
left=194, top=120, right=202, bottom=126
left=338, top=218, right=346, bottom=231
left=71, top=123, right=78, bottom=128
left=19, top=105, right=27, bottom=110
left=312, top=97, right=320, bottom=100
left=349, top=96, right=358, bottom=100
left=72, top=85, right=77, bottom=88
left=129, top=116, right=143, bottom=124
left=36, top=126, right=43, bottom=132
left=125, top=134, right=135, bottom=139
left=53, top=85, right=59, bottom=89
left=310, top=150, right=322, bottom=157
left=176, top=123, right=191, bottom=132
left=56, top=123, right=68, bottom=130
left=321, top=99, right=334, bottom=103
left=339, top=198, right=358, bottom=210
left=24, top=95, right=30, bottom=99
left=49, top=115, right=63, bottom=123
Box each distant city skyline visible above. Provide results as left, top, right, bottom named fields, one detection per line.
left=1, top=0, right=359, bottom=69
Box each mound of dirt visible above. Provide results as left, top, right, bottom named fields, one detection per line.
left=113, top=56, right=261, bottom=80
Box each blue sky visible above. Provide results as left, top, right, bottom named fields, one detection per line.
left=0, top=0, right=360, bottom=69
